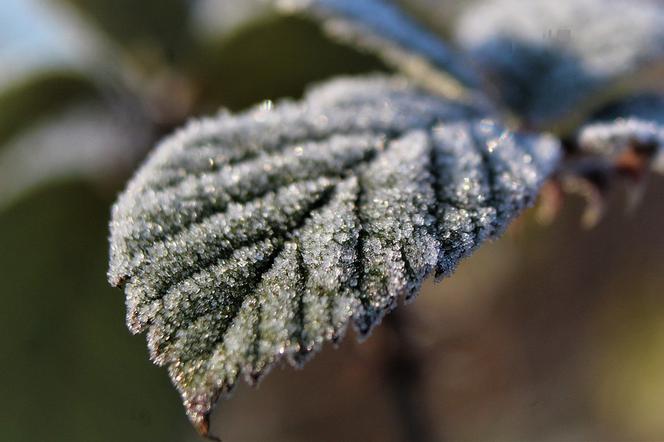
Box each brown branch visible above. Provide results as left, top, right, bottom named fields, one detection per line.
left=383, top=307, right=438, bottom=442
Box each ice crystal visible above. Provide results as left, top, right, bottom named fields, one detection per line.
left=455, top=0, right=664, bottom=132
left=275, top=0, right=478, bottom=96
left=108, top=75, right=560, bottom=436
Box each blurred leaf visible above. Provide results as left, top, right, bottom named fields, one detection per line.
left=570, top=94, right=664, bottom=188
left=455, top=0, right=664, bottom=134
left=394, top=0, right=479, bottom=38
left=0, top=104, right=150, bottom=210
left=0, top=70, right=98, bottom=149
left=597, top=94, right=664, bottom=125
left=188, top=15, right=387, bottom=112
left=191, top=0, right=272, bottom=40
left=0, top=180, right=195, bottom=442
left=55, top=0, right=194, bottom=63
left=577, top=117, right=664, bottom=175
left=107, top=75, right=560, bottom=437
left=275, top=0, right=478, bottom=96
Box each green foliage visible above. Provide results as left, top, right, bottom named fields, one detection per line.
left=56, top=0, right=194, bottom=62
left=188, top=15, right=387, bottom=112
left=0, top=70, right=97, bottom=149
left=0, top=181, right=195, bottom=442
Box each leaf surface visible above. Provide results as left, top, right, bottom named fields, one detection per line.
left=455, top=0, right=664, bottom=133
left=108, top=75, right=560, bottom=437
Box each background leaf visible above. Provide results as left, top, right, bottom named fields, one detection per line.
left=187, top=15, right=387, bottom=113
left=54, top=0, right=194, bottom=63
left=598, top=94, right=664, bottom=125
left=576, top=95, right=664, bottom=174
left=0, top=104, right=151, bottom=209
left=108, top=75, right=560, bottom=437
left=0, top=70, right=98, bottom=149
left=0, top=180, right=197, bottom=442
left=455, top=0, right=664, bottom=133
left=393, top=0, right=480, bottom=38
left=275, top=0, right=478, bottom=96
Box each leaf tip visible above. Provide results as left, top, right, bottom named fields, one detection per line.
left=185, top=394, right=218, bottom=440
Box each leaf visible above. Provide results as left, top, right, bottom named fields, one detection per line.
left=455, top=0, right=664, bottom=133
left=577, top=95, right=664, bottom=174
left=0, top=181, right=193, bottom=442
left=0, top=104, right=150, bottom=210
left=396, top=0, right=481, bottom=36
left=189, top=15, right=386, bottom=112
left=192, top=0, right=272, bottom=40
left=597, top=94, right=664, bottom=125
left=275, top=0, right=479, bottom=96
left=108, top=75, right=560, bottom=437
left=0, top=70, right=98, bottom=149
left=56, top=0, right=194, bottom=62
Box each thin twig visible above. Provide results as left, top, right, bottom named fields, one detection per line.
left=383, top=308, right=438, bottom=442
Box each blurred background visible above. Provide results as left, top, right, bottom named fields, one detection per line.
left=1, top=1, right=663, bottom=441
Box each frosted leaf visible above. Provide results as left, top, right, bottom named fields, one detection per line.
left=455, top=0, right=664, bottom=133
left=596, top=95, right=664, bottom=125
left=577, top=95, right=664, bottom=174
left=108, top=75, right=560, bottom=437
left=275, top=0, right=478, bottom=97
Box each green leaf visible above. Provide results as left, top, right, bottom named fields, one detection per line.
left=188, top=15, right=386, bottom=112
left=0, top=104, right=149, bottom=210
left=0, top=181, right=194, bottom=442
left=455, top=0, right=664, bottom=133
left=0, top=70, right=97, bottom=149
left=56, top=0, right=194, bottom=62
left=108, top=75, right=560, bottom=437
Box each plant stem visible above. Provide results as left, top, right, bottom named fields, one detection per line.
left=383, top=308, right=438, bottom=442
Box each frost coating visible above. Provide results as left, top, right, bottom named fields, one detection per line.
left=578, top=95, right=664, bottom=173
left=276, top=0, right=478, bottom=94
left=108, top=75, right=560, bottom=436
left=456, top=0, right=664, bottom=132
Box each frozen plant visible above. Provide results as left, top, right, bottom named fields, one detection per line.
left=108, top=0, right=664, bottom=439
